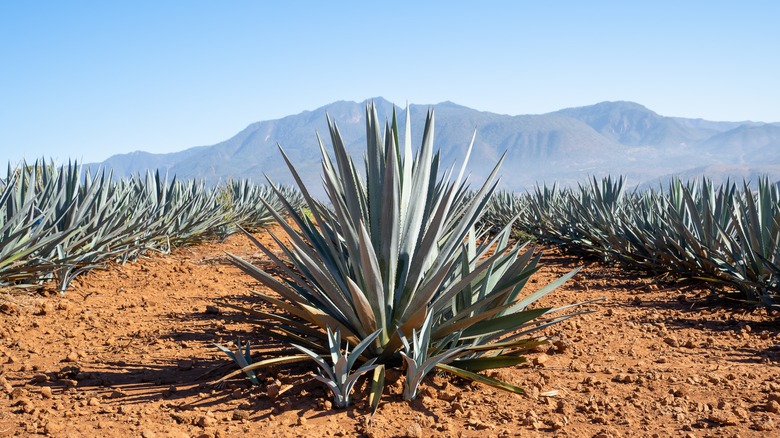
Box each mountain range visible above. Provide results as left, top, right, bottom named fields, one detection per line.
left=93, top=98, right=780, bottom=195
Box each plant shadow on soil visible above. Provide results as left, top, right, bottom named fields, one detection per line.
left=43, top=288, right=415, bottom=423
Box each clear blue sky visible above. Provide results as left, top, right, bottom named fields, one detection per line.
left=2, top=1, right=778, bottom=164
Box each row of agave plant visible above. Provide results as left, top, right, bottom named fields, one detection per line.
left=484, top=176, right=780, bottom=308
left=0, top=161, right=302, bottom=292
left=217, top=104, right=590, bottom=411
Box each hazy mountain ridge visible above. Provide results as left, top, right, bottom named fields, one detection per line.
left=91, top=98, right=780, bottom=194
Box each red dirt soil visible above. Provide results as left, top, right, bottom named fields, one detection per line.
left=1, top=225, right=779, bottom=437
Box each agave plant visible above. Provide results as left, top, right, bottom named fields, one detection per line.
left=292, top=327, right=381, bottom=408
left=214, top=339, right=261, bottom=385
left=481, top=190, right=527, bottom=233
left=0, top=162, right=72, bottom=286
left=226, top=179, right=306, bottom=232
left=398, top=310, right=467, bottom=400
left=224, top=102, right=585, bottom=403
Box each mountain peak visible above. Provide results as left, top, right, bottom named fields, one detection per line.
left=552, top=101, right=684, bottom=146
left=91, top=98, right=780, bottom=197
left=557, top=100, right=655, bottom=115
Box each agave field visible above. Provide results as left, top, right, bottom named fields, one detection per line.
left=0, top=162, right=302, bottom=292
left=483, top=176, right=780, bottom=309
left=1, top=104, right=779, bottom=436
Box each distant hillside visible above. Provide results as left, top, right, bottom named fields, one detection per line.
left=695, top=124, right=780, bottom=165
left=552, top=101, right=708, bottom=147
left=90, top=98, right=780, bottom=195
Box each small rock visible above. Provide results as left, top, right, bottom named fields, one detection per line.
left=553, top=339, right=572, bottom=353
left=297, top=416, right=307, bottom=426
left=44, top=422, right=64, bottom=435
left=61, top=379, right=78, bottom=388
left=613, top=374, right=634, bottom=384
left=405, top=422, right=423, bottom=438
left=141, top=430, right=156, bottom=438
left=663, top=337, right=679, bottom=348
left=532, top=354, right=549, bottom=367
left=198, top=415, right=217, bottom=428
left=163, top=386, right=177, bottom=398
left=31, top=373, right=48, bottom=384
left=64, top=351, right=80, bottom=363
left=451, top=401, right=465, bottom=414
left=753, top=416, right=775, bottom=431
left=437, top=389, right=458, bottom=402
left=708, top=410, right=737, bottom=426
left=40, top=386, right=53, bottom=399
left=88, top=397, right=100, bottom=407
left=766, top=400, right=780, bottom=414
left=232, top=409, right=250, bottom=421
left=550, top=419, right=565, bottom=430
left=421, top=386, right=437, bottom=399
left=205, top=305, right=220, bottom=315
left=734, top=407, right=750, bottom=419
left=36, top=302, right=55, bottom=315
left=177, top=360, right=194, bottom=371
left=0, top=376, right=11, bottom=393
left=56, top=365, right=80, bottom=379
left=266, top=380, right=281, bottom=398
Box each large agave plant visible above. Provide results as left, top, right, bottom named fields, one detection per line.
left=225, top=103, right=584, bottom=401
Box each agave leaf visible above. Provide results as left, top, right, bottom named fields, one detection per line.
left=247, top=290, right=320, bottom=325
left=459, top=307, right=551, bottom=339
left=346, top=328, right=382, bottom=371
left=344, top=277, right=378, bottom=334
left=368, top=364, right=385, bottom=418
left=450, top=355, right=527, bottom=372
left=435, top=363, right=524, bottom=394
left=212, top=354, right=310, bottom=385
left=215, top=300, right=325, bottom=340
left=292, top=342, right=339, bottom=385
left=457, top=338, right=548, bottom=353
left=504, top=267, right=581, bottom=314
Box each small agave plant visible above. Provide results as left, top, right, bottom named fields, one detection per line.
left=398, top=311, right=466, bottom=400
left=224, top=101, right=587, bottom=407
left=291, top=327, right=381, bottom=408
left=214, top=339, right=260, bottom=386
